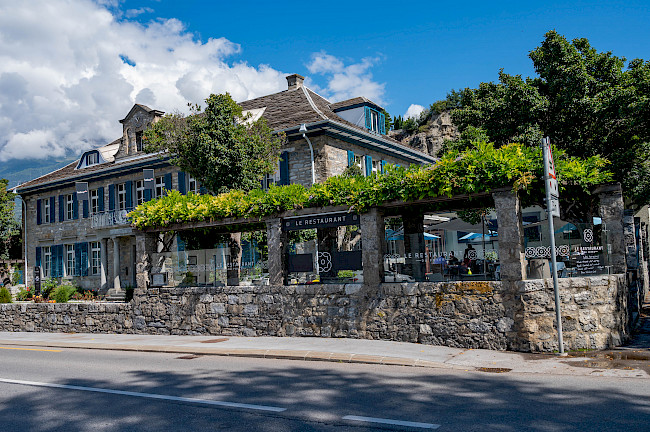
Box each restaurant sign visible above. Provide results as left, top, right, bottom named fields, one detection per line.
left=283, top=212, right=359, bottom=231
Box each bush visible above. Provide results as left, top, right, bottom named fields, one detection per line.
left=41, top=278, right=58, bottom=299
left=52, top=284, right=77, bottom=303
left=0, top=287, right=12, bottom=303
left=16, top=287, right=32, bottom=301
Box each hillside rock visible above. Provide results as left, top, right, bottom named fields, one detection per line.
left=389, top=111, right=458, bottom=157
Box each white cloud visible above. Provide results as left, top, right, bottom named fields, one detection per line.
left=404, top=104, right=425, bottom=119
left=0, top=0, right=288, bottom=162
left=306, top=51, right=385, bottom=104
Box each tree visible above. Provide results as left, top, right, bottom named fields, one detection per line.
left=451, top=30, right=650, bottom=207
left=144, top=93, right=285, bottom=194
left=0, top=179, right=20, bottom=260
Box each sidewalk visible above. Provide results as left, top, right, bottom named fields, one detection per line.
left=1, top=331, right=648, bottom=378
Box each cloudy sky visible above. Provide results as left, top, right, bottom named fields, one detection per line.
left=0, top=0, right=648, bottom=168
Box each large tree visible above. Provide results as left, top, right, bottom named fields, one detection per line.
left=451, top=30, right=650, bottom=207
left=144, top=93, right=285, bottom=194
left=0, top=179, right=20, bottom=260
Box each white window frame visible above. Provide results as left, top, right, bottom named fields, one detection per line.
left=90, top=189, right=99, bottom=214
left=43, top=246, right=51, bottom=278
left=43, top=199, right=50, bottom=224
left=117, top=183, right=126, bottom=211
left=370, top=110, right=379, bottom=133
left=188, top=175, right=200, bottom=194
left=155, top=176, right=165, bottom=198
left=90, top=241, right=101, bottom=275
left=66, top=194, right=74, bottom=220
left=86, top=152, right=98, bottom=166
left=136, top=180, right=145, bottom=205
left=65, top=244, right=75, bottom=277
left=372, top=160, right=380, bottom=174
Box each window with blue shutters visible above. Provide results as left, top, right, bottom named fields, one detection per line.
left=364, top=107, right=383, bottom=134
left=108, top=184, right=115, bottom=211
left=50, top=196, right=56, bottom=222
left=178, top=172, right=186, bottom=195
left=164, top=173, right=172, bottom=193
left=125, top=180, right=133, bottom=209
left=59, top=195, right=65, bottom=221
left=82, top=200, right=89, bottom=218
left=98, top=187, right=105, bottom=212
left=75, top=242, right=89, bottom=276
left=364, top=155, right=373, bottom=177
left=72, top=192, right=78, bottom=219
left=36, top=199, right=42, bottom=225
left=279, top=151, right=290, bottom=185
left=347, top=151, right=355, bottom=167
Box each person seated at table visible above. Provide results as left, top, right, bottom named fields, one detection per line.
left=448, top=251, right=459, bottom=265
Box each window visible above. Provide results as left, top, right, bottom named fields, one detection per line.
left=372, top=160, right=381, bottom=174
left=354, top=155, right=363, bottom=171
left=261, top=173, right=275, bottom=190
left=188, top=175, right=200, bottom=194
left=66, top=194, right=74, bottom=220
left=136, top=131, right=144, bottom=152
left=370, top=110, right=379, bottom=132
left=136, top=180, right=145, bottom=205
left=155, top=176, right=165, bottom=198
left=86, top=152, right=99, bottom=166
left=90, top=189, right=99, bottom=214
left=117, top=184, right=126, bottom=210
left=90, top=242, right=101, bottom=275
left=43, top=246, right=51, bottom=278
left=44, top=199, right=50, bottom=224
left=65, top=244, right=75, bottom=277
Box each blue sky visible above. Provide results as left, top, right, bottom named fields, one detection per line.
left=0, top=0, right=648, bottom=174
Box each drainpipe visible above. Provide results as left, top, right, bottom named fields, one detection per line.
left=299, top=124, right=316, bottom=186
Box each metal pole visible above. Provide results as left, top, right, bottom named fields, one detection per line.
left=542, top=137, right=565, bottom=355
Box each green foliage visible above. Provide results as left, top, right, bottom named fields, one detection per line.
left=41, top=278, right=58, bottom=299
left=451, top=30, right=650, bottom=206
left=52, top=283, right=76, bottom=303
left=0, top=179, right=20, bottom=260
left=144, top=93, right=286, bottom=194
left=341, top=164, right=363, bottom=178
left=381, top=109, right=392, bottom=132
left=0, top=286, right=12, bottom=303
left=130, top=142, right=612, bottom=229
left=16, top=287, right=32, bottom=301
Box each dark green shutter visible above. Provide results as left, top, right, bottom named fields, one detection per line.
left=72, top=192, right=78, bottom=219
left=36, top=199, right=42, bottom=225
left=279, top=151, right=290, bottom=185
left=365, top=155, right=373, bottom=176
left=54, top=245, right=64, bottom=278
left=164, top=173, right=172, bottom=192
left=74, top=243, right=82, bottom=276
left=178, top=172, right=186, bottom=194
left=80, top=242, right=89, bottom=276
left=108, top=184, right=115, bottom=211
left=82, top=200, right=89, bottom=218
left=144, top=188, right=152, bottom=202
left=347, top=151, right=355, bottom=167
left=125, top=180, right=133, bottom=209
left=36, top=247, right=41, bottom=268
left=59, top=195, right=65, bottom=221
left=98, top=187, right=105, bottom=212
left=50, top=197, right=56, bottom=222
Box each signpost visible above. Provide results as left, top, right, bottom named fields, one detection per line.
left=33, top=266, right=41, bottom=296
left=541, top=137, right=565, bottom=355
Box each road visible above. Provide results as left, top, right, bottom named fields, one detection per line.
left=0, top=346, right=649, bottom=431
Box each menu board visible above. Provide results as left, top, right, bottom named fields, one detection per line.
left=573, top=246, right=605, bottom=275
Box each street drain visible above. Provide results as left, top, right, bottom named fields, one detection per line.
left=201, top=338, right=229, bottom=344
left=476, top=367, right=512, bottom=373
left=176, top=355, right=201, bottom=360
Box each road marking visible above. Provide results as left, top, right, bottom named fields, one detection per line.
left=0, top=378, right=286, bottom=413
left=0, top=347, right=62, bottom=352
left=343, top=415, right=440, bottom=429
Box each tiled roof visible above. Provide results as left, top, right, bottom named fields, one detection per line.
left=330, top=97, right=383, bottom=112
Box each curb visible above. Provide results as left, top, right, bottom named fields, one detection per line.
left=0, top=339, right=462, bottom=370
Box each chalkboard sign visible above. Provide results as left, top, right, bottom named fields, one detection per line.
left=573, top=246, right=605, bottom=275
left=34, top=266, right=41, bottom=295
left=283, top=212, right=359, bottom=231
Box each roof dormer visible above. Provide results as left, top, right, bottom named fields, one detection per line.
left=330, top=97, right=386, bottom=135
left=76, top=150, right=104, bottom=170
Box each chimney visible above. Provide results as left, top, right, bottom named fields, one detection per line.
left=286, top=74, right=305, bottom=91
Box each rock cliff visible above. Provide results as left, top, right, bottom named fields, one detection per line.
left=389, top=111, right=458, bottom=157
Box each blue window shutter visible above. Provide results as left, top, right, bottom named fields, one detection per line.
left=164, top=173, right=172, bottom=192
left=82, top=200, right=89, bottom=218
left=347, top=151, right=355, bottom=167
left=364, top=106, right=371, bottom=129
left=365, top=155, right=373, bottom=176
left=125, top=180, right=133, bottom=209
left=144, top=188, right=152, bottom=202
left=178, top=172, right=186, bottom=195
left=379, top=112, right=386, bottom=135
left=36, top=199, right=42, bottom=225
left=74, top=243, right=81, bottom=276
left=381, top=160, right=387, bottom=174
left=36, top=247, right=41, bottom=268
left=108, top=184, right=115, bottom=211
left=80, top=242, right=89, bottom=276
left=59, top=195, right=65, bottom=221
left=50, top=197, right=56, bottom=222
left=72, top=192, right=79, bottom=219
left=98, top=187, right=105, bottom=212
left=55, top=245, right=64, bottom=278
left=279, top=151, right=290, bottom=185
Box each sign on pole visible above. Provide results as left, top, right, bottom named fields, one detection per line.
left=543, top=141, right=560, bottom=217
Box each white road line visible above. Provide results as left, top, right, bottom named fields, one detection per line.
left=0, top=378, right=286, bottom=413
left=343, top=415, right=440, bottom=429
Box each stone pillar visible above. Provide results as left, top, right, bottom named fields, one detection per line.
left=135, top=232, right=157, bottom=290
left=594, top=183, right=626, bottom=274
left=493, top=189, right=526, bottom=281
left=112, top=237, right=121, bottom=291
left=266, top=218, right=288, bottom=285
left=360, top=208, right=385, bottom=286
left=402, top=210, right=426, bottom=281
left=100, top=238, right=108, bottom=291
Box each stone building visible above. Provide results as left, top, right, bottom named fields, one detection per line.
left=14, top=74, right=435, bottom=298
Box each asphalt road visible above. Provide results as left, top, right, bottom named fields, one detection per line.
left=0, top=346, right=649, bottom=431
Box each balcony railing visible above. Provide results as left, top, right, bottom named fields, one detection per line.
left=91, top=209, right=130, bottom=229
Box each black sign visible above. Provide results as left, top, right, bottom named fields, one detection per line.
left=283, top=212, right=359, bottom=231
left=34, top=266, right=41, bottom=295
left=574, top=246, right=605, bottom=275
left=75, top=182, right=89, bottom=201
